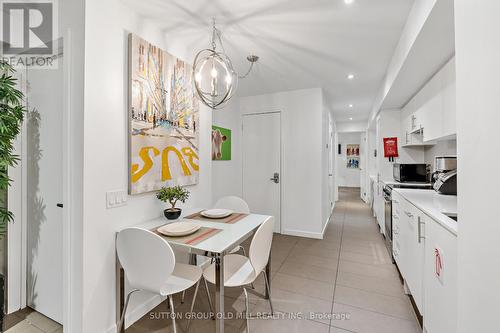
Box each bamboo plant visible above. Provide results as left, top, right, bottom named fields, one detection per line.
left=0, top=61, right=26, bottom=234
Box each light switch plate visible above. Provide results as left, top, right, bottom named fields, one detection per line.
left=106, top=190, right=127, bottom=209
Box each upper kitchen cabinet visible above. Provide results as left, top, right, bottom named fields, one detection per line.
left=401, top=57, right=456, bottom=145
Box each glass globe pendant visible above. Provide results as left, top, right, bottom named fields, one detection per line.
left=193, top=18, right=257, bottom=110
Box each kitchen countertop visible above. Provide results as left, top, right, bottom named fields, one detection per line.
left=393, top=188, right=457, bottom=236
left=382, top=179, right=431, bottom=187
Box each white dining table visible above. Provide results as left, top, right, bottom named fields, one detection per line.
left=116, top=208, right=273, bottom=333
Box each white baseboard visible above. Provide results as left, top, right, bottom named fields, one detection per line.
left=105, top=294, right=164, bottom=333
left=282, top=228, right=323, bottom=239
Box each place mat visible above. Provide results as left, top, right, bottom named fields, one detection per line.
left=184, top=211, right=249, bottom=224
left=153, top=226, right=222, bottom=246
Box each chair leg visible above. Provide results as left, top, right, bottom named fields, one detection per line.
left=186, top=280, right=200, bottom=333
left=168, top=295, right=177, bottom=333
left=181, top=290, right=186, bottom=304
left=243, top=287, right=250, bottom=333
left=117, top=289, right=140, bottom=333
left=263, top=271, right=274, bottom=315
left=203, top=277, right=214, bottom=315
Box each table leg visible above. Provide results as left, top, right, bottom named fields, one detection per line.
left=215, top=253, right=225, bottom=333
left=265, top=250, right=271, bottom=299
left=189, top=253, right=197, bottom=266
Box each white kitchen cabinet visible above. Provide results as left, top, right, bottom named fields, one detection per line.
left=400, top=57, right=456, bottom=145
left=391, top=192, right=405, bottom=274
left=423, top=214, right=457, bottom=333
left=400, top=198, right=424, bottom=313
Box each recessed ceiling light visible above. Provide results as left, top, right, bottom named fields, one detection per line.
left=349, top=104, right=353, bottom=108
left=345, top=0, right=354, bottom=4
left=349, top=117, right=353, bottom=120
left=347, top=74, right=354, bottom=80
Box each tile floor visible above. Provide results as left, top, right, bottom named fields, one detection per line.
left=4, top=307, right=62, bottom=333
left=126, top=187, right=421, bottom=333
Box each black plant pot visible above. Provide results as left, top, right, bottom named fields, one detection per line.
left=164, top=208, right=182, bottom=220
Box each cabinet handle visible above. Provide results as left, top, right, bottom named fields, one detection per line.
left=418, top=216, right=425, bottom=243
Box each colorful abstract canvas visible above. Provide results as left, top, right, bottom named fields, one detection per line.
left=212, top=125, right=231, bottom=160
left=346, top=144, right=360, bottom=169
left=128, top=34, right=200, bottom=194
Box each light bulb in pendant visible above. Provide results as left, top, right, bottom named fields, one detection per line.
left=211, top=68, right=218, bottom=78
left=195, top=72, right=202, bottom=82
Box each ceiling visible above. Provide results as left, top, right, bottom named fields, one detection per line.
left=122, top=0, right=414, bottom=122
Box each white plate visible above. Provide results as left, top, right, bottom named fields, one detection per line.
left=201, top=209, right=233, bottom=219
left=157, top=222, right=200, bottom=237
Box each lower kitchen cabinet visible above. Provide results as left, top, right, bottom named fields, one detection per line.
left=392, top=193, right=457, bottom=332
left=423, top=214, right=457, bottom=333
left=402, top=201, right=424, bottom=314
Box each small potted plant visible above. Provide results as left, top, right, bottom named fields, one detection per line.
left=156, top=185, right=190, bottom=220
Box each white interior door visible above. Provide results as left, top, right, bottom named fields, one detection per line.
left=25, top=59, right=64, bottom=323
left=359, top=131, right=367, bottom=201
left=242, top=113, right=281, bottom=233
left=328, top=120, right=334, bottom=208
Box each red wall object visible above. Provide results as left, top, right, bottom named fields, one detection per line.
left=383, top=137, right=399, bottom=158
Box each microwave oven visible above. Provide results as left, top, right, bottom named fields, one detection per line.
left=393, top=163, right=429, bottom=183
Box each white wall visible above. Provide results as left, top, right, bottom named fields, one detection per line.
left=337, top=132, right=362, bottom=187
left=424, top=139, right=457, bottom=170
left=377, top=109, right=424, bottom=182
left=234, top=88, right=328, bottom=238
left=83, top=1, right=212, bottom=332
left=455, top=1, right=500, bottom=331
left=211, top=98, right=242, bottom=201
left=336, top=121, right=367, bottom=133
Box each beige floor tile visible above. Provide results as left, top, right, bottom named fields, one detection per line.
left=5, top=320, right=44, bottom=333
left=340, top=249, right=392, bottom=266
left=25, top=311, right=62, bottom=333
left=338, top=260, right=399, bottom=281
left=332, top=302, right=420, bottom=333
left=278, top=260, right=337, bottom=283
left=243, top=316, right=330, bottom=333
left=334, top=286, right=415, bottom=320
left=283, top=251, right=339, bottom=269
left=336, top=271, right=405, bottom=298
left=272, top=273, right=335, bottom=301
left=254, top=288, right=333, bottom=325
left=291, top=243, right=340, bottom=258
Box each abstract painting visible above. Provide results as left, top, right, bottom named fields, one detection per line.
left=346, top=144, right=360, bottom=169
left=212, top=125, right=231, bottom=160
left=128, top=34, right=200, bottom=194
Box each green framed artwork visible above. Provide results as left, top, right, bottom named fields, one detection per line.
left=212, top=125, right=231, bottom=160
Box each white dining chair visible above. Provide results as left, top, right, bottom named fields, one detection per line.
left=202, top=217, right=275, bottom=333
left=116, top=227, right=204, bottom=333
left=214, top=196, right=250, bottom=256
left=181, top=196, right=252, bottom=305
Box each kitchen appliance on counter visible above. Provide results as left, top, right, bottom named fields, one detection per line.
left=433, top=170, right=457, bottom=195
left=383, top=182, right=433, bottom=259
left=393, top=163, right=429, bottom=183
left=432, top=156, right=457, bottom=195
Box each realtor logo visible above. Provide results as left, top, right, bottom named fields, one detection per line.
left=2, top=1, right=53, bottom=54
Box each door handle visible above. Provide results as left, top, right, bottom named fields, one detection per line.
left=418, top=216, right=425, bottom=243
left=270, top=172, right=280, bottom=184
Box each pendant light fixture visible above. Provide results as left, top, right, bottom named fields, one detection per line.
left=193, top=18, right=259, bottom=110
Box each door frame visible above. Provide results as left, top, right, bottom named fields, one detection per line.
left=7, top=32, right=78, bottom=329
left=241, top=110, right=283, bottom=234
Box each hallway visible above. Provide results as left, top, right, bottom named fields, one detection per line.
left=128, top=188, right=420, bottom=333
